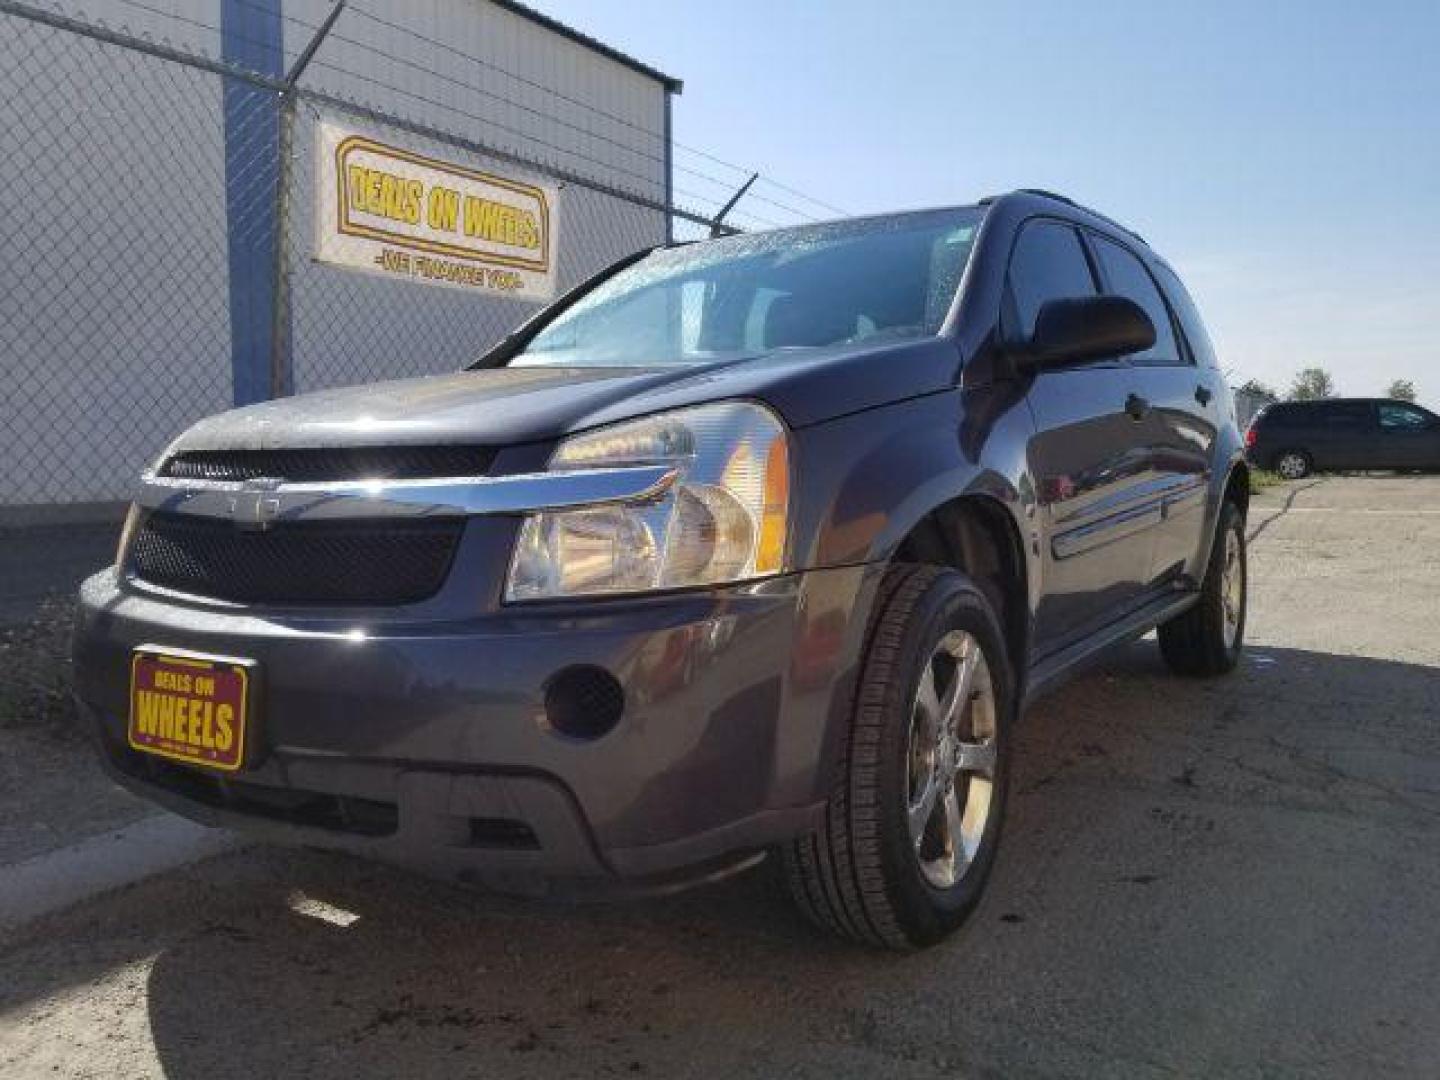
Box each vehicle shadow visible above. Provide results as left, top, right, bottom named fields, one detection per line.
left=4, top=641, right=1438, bottom=1077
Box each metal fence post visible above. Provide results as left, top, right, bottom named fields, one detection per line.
left=268, top=0, right=349, bottom=400
left=220, top=0, right=284, bottom=406
left=269, top=91, right=296, bottom=399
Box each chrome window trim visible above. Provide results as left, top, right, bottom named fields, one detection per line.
left=134, top=465, right=679, bottom=522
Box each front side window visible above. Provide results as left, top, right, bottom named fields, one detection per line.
left=1318, top=402, right=1374, bottom=428
left=512, top=209, right=983, bottom=368
left=1005, top=220, right=1097, bottom=339
left=1091, top=236, right=1182, bottom=367
left=1379, top=402, right=1433, bottom=430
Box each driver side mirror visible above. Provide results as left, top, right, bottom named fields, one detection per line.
left=1023, top=295, right=1156, bottom=371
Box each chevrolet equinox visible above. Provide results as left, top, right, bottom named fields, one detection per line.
left=73, top=189, right=1250, bottom=949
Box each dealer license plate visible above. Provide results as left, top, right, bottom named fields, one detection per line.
left=128, top=647, right=253, bottom=772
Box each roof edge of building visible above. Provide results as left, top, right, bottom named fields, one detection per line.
left=489, top=0, right=683, bottom=93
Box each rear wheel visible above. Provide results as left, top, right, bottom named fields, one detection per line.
left=1158, top=501, right=1247, bottom=676
left=782, top=565, right=1014, bottom=950
left=1273, top=449, right=1311, bottom=479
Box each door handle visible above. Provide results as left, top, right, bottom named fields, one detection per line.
left=1125, top=393, right=1150, bottom=421
left=1195, top=384, right=1213, bottom=406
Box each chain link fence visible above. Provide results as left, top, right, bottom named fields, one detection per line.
left=0, top=0, right=739, bottom=515
left=0, top=6, right=240, bottom=508
left=1232, top=386, right=1272, bottom=433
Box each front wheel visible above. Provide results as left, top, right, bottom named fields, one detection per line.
left=1158, top=501, right=1247, bottom=676
left=782, top=565, right=1015, bottom=950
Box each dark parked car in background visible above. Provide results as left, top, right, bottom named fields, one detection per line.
left=1247, top=398, right=1440, bottom=479
left=73, top=189, right=1249, bottom=950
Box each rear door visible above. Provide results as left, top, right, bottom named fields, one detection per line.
left=1088, top=238, right=1218, bottom=586
left=1013, top=220, right=1157, bottom=654
left=1375, top=401, right=1440, bottom=468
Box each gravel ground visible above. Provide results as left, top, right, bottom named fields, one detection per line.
left=1, top=477, right=1438, bottom=1078
left=0, top=524, right=151, bottom=864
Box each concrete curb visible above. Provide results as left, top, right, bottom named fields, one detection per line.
left=0, top=814, right=242, bottom=930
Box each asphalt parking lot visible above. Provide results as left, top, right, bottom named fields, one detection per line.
left=2, top=475, right=1438, bottom=1078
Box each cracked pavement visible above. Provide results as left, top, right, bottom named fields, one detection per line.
left=2, top=476, right=1438, bottom=1078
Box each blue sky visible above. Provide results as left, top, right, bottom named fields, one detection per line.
left=540, top=0, right=1439, bottom=405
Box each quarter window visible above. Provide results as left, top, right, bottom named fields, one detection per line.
left=1005, top=221, right=1097, bottom=340
left=1091, top=236, right=1182, bottom=366
left=1153, top=263, right=1218, bottom=368
left=1379, top=403, right=1432, bottom=430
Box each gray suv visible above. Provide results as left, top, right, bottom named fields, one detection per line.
left=73, top=189, right=1249, bottom=949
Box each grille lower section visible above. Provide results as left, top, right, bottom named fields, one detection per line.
left=160, top=445, right=493, bottom=483
left=116, top=749, right=399, bottom=837
left=127, top=511, right=462, bottom=605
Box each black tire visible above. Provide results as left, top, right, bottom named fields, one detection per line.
left=782, top=564, right=1015, bottom=950
left=1272, top=449, right=1312, bottom=480
left=1158, top=501, right=1247, bottom=676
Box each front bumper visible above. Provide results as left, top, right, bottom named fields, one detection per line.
left=73, top=562, right=879, bottom=893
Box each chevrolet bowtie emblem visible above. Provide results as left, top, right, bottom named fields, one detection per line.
left=229, top=481, right=283, bottom=530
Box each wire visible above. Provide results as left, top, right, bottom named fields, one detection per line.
left=339, top=2, right=838, bottom=220
left=305, top=58, right=739, bottom=209
left=104, top=0, right=838, bottom=227
left=321, top=20, right=819, bottom=222
left=105, top=0, right=280, bottom=59
left=224, top=1, right=819, bottom=224
left=673, top=143, right=849, bottom=217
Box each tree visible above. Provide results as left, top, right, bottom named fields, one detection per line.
left=1236, top=378, right=1279, bottom=403
left=1386, top=379, right=1417, bottom=403
left=1288, top=367, right=1336, bottom=401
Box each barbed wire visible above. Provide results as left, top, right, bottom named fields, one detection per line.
left=306, top=0, right=835, bottom=225
left=96, top=0, right=841, bottom=227
left=337, top=3, right=843, bottom=217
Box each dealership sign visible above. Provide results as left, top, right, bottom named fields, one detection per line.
left=315, top=120, right=559, bottom=300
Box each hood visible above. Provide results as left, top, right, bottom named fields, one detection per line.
left=168, top=338, right=960, bottom=456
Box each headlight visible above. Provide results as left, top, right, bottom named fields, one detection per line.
left=505, top=401, right=790, bottom=601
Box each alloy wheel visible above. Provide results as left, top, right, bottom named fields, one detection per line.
left=905, top=630, right=998, bottom=889
left=1221, top=527, right=1245, bottom=648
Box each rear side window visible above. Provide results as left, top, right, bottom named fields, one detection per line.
left=1006, top=220, right=1096, bottom=339
left=1153, top=263, right=1219, bottom=368
left=1091, top=236, right=1182, bottom=366
left=1379, top=402, right=1432, bottom=430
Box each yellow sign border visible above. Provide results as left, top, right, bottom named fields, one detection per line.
left=128, top=649, right=250, bottom=774
left=334, top=134, right=551, bottom=273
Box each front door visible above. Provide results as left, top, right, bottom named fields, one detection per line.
left=1027, top=368, right=1160, bottom=651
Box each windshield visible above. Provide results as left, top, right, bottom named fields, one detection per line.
left=511, top=208, right=983, bottom=368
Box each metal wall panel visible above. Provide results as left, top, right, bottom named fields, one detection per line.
left=287, top=0, right=669, bottom=202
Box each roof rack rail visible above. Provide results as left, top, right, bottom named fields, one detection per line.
left=988, top=188, right=1148, bottom=247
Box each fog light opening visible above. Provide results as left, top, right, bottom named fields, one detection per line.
left=543, top=665, right=624, bottom=741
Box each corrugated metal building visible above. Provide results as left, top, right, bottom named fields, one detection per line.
left=0, top=0, right=679, bottom=516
